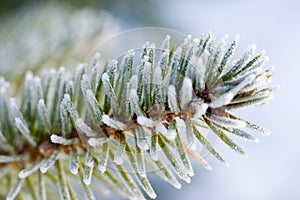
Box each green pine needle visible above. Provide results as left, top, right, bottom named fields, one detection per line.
left=0, top=33, right=276, bottom=199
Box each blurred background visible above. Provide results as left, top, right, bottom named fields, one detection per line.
left=0, top=0, right=298, bottom=199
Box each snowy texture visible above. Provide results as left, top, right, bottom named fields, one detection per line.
left=0, top=30, right=275, bottom=200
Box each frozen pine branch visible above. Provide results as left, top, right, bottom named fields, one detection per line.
left=0, top=32, right=276, bottom=199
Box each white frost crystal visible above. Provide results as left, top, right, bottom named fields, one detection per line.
left=180, top=78, right=193, bottom=109
left=102, top=114, right=126, bottom=130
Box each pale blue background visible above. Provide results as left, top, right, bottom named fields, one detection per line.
left=145, top=0, right=299, bottom=199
